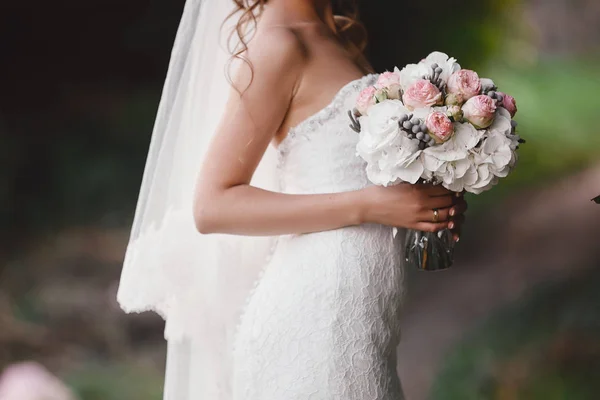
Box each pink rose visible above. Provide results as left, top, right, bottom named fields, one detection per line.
left=426, top=111, right=455, bottom=143
left=375, top=71, right=402, bottom=100
left=356, top=86, right=377, bottom=115
left=497, top=92, right=517, bottom=117
left=462, top=95, right=497, bottom=129
left=402, top=79, right=443, bottom=110
left=446, top=69, right=481, bottom=105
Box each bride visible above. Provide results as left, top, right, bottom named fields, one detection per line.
left=117, top=0, right=467, bottom=399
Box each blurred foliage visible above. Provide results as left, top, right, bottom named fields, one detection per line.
left=65, top=363, right=163, bottom=400
left=467, top=58, right=600, bottom=210
left=431, top=265, right=600, bottom=400
left=365, top=0, right=520, bottom=71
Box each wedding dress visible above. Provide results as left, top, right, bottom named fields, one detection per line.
left=230, top=74, right=407, bottom=400
left=116, top=2, right=408, bottom=397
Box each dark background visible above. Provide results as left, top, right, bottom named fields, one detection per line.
left=1, top=1, right=600, bottom=399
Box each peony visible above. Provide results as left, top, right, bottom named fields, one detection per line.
left=446, top=69, right=482, bottom=105
left=462, top=95, right=497, bottom=129
left=426, top=111, right=454, bottom=143
left=356, top=86, right=377, bottom=115
left=375, top=71, right=402, bottom=100
left=402, top=79, right=443, bottom=110
left=497, top=92, right=517, bottom=117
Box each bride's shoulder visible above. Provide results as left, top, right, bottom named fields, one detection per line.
left=230, top=26, right=307, bottom=96
left=249, top=26, right=308, bottom=64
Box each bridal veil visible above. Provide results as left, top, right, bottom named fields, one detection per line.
left=116, top=0, right=279, bottom=398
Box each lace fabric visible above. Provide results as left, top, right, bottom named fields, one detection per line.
left=230, top=74, right=407, bottom=399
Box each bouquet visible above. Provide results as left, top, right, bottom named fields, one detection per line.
left=349, top=52, right=524, bottom=271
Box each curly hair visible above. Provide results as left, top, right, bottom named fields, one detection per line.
left=224, top=0, right=368, bottom=90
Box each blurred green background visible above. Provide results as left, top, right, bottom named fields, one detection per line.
left=1, top=0, right=599, bottom=399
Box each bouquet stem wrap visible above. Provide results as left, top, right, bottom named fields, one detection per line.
left=404, top=228, right=455, bottom=271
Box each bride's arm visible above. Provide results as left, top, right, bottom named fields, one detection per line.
left=194, top=28, right=463, bottom=236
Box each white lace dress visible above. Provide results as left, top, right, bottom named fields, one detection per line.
left=231, top=74, right=407, bottom=400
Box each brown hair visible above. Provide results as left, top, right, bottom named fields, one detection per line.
left=224, top=0, right=369, bottom=89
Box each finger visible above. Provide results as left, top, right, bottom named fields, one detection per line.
left=418, top=207, right=451, bottom=223
left=415, top=221, right=449, bottom=233
left=423, top=195, right=454, bottom=210
left=448, top=214, right=465, bottom=231
left=449, top=198, right=468, bottom=217
left=449, top=215, right=465, bottom=242
left=417, top=184, right=451, bottom=197
left=452, top=228, right=462, bottom=242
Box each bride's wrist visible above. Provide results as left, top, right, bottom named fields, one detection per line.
left=353, top=187, right=373, bottom=225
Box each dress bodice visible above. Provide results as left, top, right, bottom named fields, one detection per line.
left=277, top=74, right=379, bottom=194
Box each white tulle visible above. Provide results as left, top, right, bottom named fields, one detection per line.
left=116, top=0, right=280, bottom=398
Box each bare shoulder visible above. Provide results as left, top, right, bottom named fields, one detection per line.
left=248, top=25, right=308, bottom=67
left=230, top=25, right=308, bottom=96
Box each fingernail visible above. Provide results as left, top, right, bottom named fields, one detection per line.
left=449, top=209, right=455, bottom=216
left=448, top=222, right=454, bottom=229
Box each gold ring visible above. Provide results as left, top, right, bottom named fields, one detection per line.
left=432, top=209, right=439, bottom=223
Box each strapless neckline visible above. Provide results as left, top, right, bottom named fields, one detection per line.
left=277, top=73, right=378, bottom=154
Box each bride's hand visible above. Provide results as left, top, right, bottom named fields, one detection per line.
left=360, top=184, right=467, bottom=236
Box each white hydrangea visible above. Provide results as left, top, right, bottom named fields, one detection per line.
left=356, top=100, right=424, bottom=185
left=399, top=52, right=461, bottom=92
left=423, top=52, right=461, bottom=83
left=421, top=122, right=483, bottom=192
